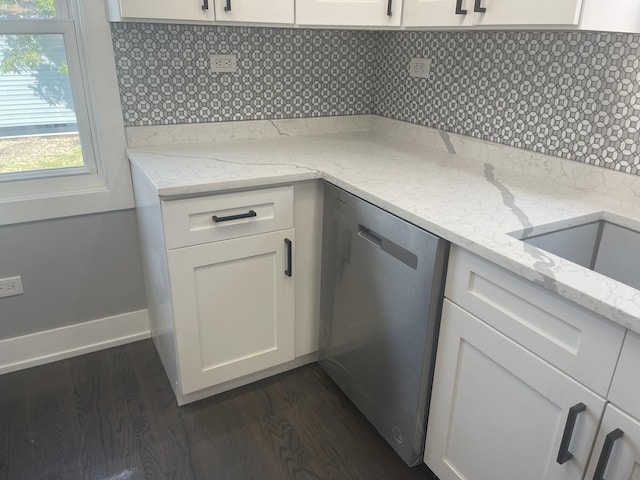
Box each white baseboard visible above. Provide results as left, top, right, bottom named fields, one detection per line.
left=0, top=309, right=150, bottom=375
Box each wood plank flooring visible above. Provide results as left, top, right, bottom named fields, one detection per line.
left=0, top=340, right=438, bottom=480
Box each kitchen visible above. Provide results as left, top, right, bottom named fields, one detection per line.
left=1, top=0, right=640, bottom=478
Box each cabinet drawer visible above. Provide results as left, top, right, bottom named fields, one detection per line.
left=445, top=246, right=625, bottom=396
left=162, top=186, right=293, bottom=249
left=609, top=331, right=640, bottom=420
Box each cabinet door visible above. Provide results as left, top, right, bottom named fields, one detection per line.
left=472, top=0, right=582, bottom=26
left=168, top=229, right=295, bottom=395
left=425, top=300, right=605, bottom=480
left=113, top=0, right=215, bottom=21
left=403, top=0, right=473, bottom=27
left=296, top=0, right=403, bottom=27
left=214, top=0, right=294, bottom=24
left=585, top=405, right=640, bottom=480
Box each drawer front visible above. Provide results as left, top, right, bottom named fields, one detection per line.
left=609, top=331, right=640, bottom=419
left=162, top=186, right=294, bottom=249
left=446, top=246, right=625, bottom=396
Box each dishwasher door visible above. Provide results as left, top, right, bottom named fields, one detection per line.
left=319, top=183, right=448, bottom=466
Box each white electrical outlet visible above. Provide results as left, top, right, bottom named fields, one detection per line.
left=0, top=276, right=24, bottom=298
left=409, top=58, right=431, bottom=79
left=210, top=54, right=238, bottom=73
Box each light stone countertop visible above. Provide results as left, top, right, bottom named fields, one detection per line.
left=127, top=115, right=640, bottom=334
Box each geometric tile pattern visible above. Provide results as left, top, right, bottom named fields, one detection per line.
left=373, top=30, right=640, bottom=175
left=111, top=23, right=376, bottom=127
left=111, top=24, right=640, bottom=175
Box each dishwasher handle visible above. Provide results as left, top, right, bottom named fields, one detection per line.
left=358, top=225, right=418, bottom=270
left=358, top=225, right=382, bottom=247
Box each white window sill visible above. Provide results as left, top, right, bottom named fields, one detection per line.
left=0, top=0, right=134, bottom=226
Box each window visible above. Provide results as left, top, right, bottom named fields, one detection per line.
left=0, top=0, right=134, bottom=225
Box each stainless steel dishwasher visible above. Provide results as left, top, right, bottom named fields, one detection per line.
left=319, top=182, right=449, bottom=466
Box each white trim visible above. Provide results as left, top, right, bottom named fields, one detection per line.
left=0, top=0, right=135, bottom=226
left=0, top=309, right=150, bottom=375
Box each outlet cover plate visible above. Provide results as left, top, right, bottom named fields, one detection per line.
left=0, top=276, right=23, bottom=298
left=210, top=54, right=238, bottom=73
left=409, top=58, right=431, bottom=79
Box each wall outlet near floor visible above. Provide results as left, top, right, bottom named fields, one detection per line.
left=409, top=58, right=431, bottom=79
left=210, top=54, right=238, bottom=73
left=0, top=276, right=23, bottom=298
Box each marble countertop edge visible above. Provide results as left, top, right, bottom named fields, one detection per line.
left=126, top=118, right=640, bottom=334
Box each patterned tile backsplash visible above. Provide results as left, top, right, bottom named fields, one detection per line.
left=374, top=30, right=640, bottom=175
left=111, top=24, right=376, bottom=126
left=111, top=25, right=640, bottom=175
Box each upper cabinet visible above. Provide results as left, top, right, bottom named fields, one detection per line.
left=107, top=0, right=215, bottom=22
left=107, top=0, right=640, bottom=34
left=404, top=0, right=582, bottom=28
left=580, top=0, right=640, bottom=34
left=403, top=0, right=473, bottom=28
left=214, top=0, right=294, bottom=24
left=108, top=0, right=293, bottom=24
left=403, top=0, right=640, bottom=33
left=296, top=0, right=403, bottom=27
left=473, top=0, right=582, bottom=26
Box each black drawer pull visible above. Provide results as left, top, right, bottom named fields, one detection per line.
left=455, top=0, right=467, bottom=14
left=474, top=0, right=486, bottom=13
left=285, top=238, right=293, bottom=277
left=593, top=428, right=624, bottom=480
left=201, top=0, right=208, bottom=10
left=224, top=0, right=231, bottom=11
left=557, top=403, right=586, bottom=464
left=387, top=0, right=392, bottom=16
left=212, top=210, right=256, bottom=223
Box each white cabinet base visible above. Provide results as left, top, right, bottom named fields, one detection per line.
left=173, top=352, right=318, bottom=406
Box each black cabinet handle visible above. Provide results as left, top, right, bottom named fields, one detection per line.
left=285, top=238, right=293, bottom=277
left=593, top=428, right=624, bottom=480
left=201, top=0, right=208, bottom=10
left=387, top=0, right=392, bottom=16
left=556, top=403, right=586, bottom=464
left=224, top=0, right=231, bottom=12
left=474, top=0, right=486, bottom=13
left=211, top=210, right=256, bottom=223
left=455, top=0, right=467, bottom=15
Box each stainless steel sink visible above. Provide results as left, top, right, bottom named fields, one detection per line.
left=513, top=220, right=640, bottom=290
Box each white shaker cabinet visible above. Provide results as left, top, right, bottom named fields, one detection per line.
left=472, top=0, right=582, bottom=26
left=585, top=406, right=640, bottom=480
left=403, top=0, right=582, bottom=28
left=425, top=247, right=627, bottom=480
left=425, top=300, right=606, bottom=480
left=403, top=0, right=473, bottom=28
left=132, top=165, right=323, bottom=405
left=585, top=331, right=640, bottom=479
left=167, top=229, right=295, bottom=395
left=107, top=0, right=215, bottom=22
left=213, top=0, right=294, bottom=24
left=296, top=0, right=403, bottom=27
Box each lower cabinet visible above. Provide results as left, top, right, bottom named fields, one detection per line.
left=425, top=300, right=606, bottom=480
left=167, top=229, right=295, bottom=395
left=585, top=405, right=640, bottom=480
left=425, top=248, right=640, bottom=480
left=132, top=171, right=324, bottom=406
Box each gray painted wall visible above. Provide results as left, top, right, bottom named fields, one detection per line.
left=0, top=209, right=146, bottom=340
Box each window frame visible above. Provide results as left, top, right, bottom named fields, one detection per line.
left=0, top=0, right=134, bottom=226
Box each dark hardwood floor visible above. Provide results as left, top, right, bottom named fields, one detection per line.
left=0, top=340, right=438, bottom=480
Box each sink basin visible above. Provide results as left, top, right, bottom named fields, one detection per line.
left=512, top=219, right=640, bottom=291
